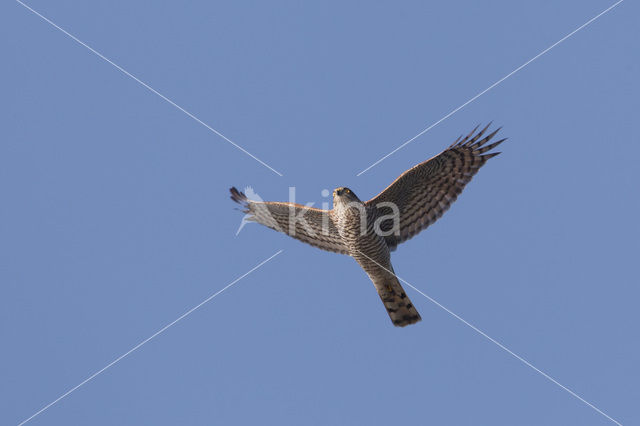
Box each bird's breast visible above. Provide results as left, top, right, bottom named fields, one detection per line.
left=334, top=204, right=389, bottom=261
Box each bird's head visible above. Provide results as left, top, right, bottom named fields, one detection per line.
left=333, top=187, right=361, bottom=204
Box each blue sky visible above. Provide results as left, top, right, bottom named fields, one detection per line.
left=2, top=1, right=638, bottom=425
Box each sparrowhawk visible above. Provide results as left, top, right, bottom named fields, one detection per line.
left=230, top=124, right=505, bottom=327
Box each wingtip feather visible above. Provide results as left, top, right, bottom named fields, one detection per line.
left=481, top=151, right=501, bottom=160
left=229, top=186, right=248, bottom=204
left=477, top=137, right=506, bottom=154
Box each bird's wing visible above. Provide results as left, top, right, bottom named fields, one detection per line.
left=230, top=187, right=348, bottom=254
left=365, top=124, right=506, bottom=251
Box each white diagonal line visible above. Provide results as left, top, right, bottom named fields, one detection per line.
left=16, top=0, right=283, bottom=177
left=356, top=250, right=622, bottom=425
left=17, top=249, right=284, bottom=426
left=356, top=0, right=624, bottom=176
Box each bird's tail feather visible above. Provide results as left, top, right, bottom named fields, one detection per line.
left=375, top=276, right=421, bottom=327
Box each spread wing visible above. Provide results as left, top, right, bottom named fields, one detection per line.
left=230, top=187, right=348, bottom=254
left=366, top=124, right=506, bottom=251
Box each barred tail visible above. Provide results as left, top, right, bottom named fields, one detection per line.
left=376, top=276, right=421, bottom=327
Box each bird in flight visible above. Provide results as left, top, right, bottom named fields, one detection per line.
left=230, top=124, right=506, bottom=327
